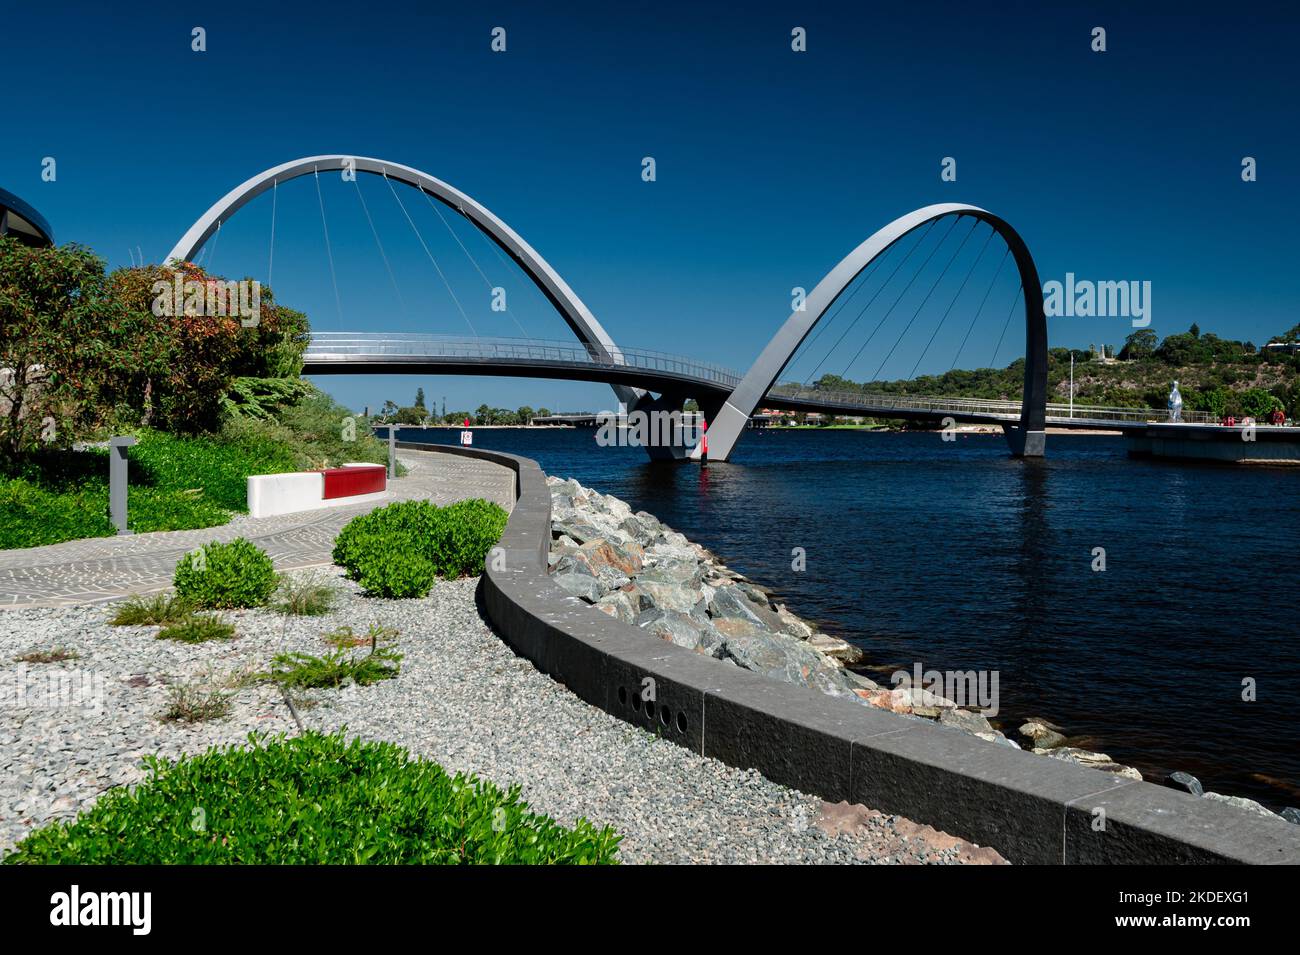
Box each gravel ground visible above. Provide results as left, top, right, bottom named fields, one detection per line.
left=0, top=569, right=1004, bottom=864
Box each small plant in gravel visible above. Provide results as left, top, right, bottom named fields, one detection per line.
left=270, top=572, right=336, bottom=616
left=109, top=592, right=195, bottom=626
left=331, top=498, right=507, bottom=598
left=157, top=614, right=236, bottom=644
left=173, top=538, right=276, bottom=609
left=323, top=622, right=399, bottom=650
left=160, top=683, right=231, bottom=723
left=265, top=645, right=402, bottom=689
left=3, top=731, right=620, bottom=864
left=14, top=647, right=80, bottom=664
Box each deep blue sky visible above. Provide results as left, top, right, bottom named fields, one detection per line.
left=3, top=0, right=1296, bottom=413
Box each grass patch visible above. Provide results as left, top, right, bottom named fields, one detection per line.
left=322, top=622, right=398, bottom=650
left=3, top=731, right=620, bottom=864
left=109, top=593, right=195, bottom=626
left=160, top=683, right=231, bottom=723
left=157, top=614, right=236, bottom=644
left=14, top=648, right=80, bottom=664
left=270, top=573, right=336, bottom=616
left=266, top=645, right=402, bottom=689
left=0, top=389, right=397, bottom=550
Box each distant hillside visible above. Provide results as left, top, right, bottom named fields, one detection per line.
left=794, top=324, right=1300, bottom=420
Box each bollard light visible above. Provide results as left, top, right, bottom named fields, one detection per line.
left=109, top=436, right=137, bottom=535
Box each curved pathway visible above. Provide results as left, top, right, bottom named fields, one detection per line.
left=0, top=450, right=514, bottom=609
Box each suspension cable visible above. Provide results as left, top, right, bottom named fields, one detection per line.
left=800, top=220, right=938, bottom=388
left=421, top=189, right=527, bottom=337
left=384, top=171, right=476, bottom=337
left=990, top=284, right=1024, bottom=368
left=949, top=244, right=1010, bottom=371
left=353, top=175, right=407, bottom=318
left=789, top=250, right=890, bottom=385
left=836, top=216, right=960, bottom=382
left=314, top=167, right=344, bottom=326
left=907, top=223, right=998, bottom=380
left=867, top=217, right=979, bottom=383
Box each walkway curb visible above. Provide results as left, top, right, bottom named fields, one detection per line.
left=411, top=442, right=1300, bottom=864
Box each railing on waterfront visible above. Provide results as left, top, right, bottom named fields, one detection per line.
left=308, top=333, right=1225, bottom=426
left=305, top=333, right=743, bottom=387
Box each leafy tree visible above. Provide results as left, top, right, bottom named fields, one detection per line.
left=0, top=239, right=140, bottom=460
left=515, top=405, right=534, bottom=425
left=1119, top=329, right=1158, bottom=361
left=414, top=387, right=426, bottom=410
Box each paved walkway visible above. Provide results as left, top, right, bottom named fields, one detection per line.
left=0, top=449, right=515, bottom=609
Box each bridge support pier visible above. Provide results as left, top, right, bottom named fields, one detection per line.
left=629, top=392, right=726, bottom=462
left=1004, top=425, right=1046, bottom=457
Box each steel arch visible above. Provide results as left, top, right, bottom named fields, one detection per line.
left=164, top=155, right=640, bottom=409
left=702, top=203, right=1047, bottom=460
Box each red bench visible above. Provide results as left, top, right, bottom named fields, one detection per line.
left=320, top=465, right=387, bottom=500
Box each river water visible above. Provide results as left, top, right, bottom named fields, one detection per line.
left=398, top=426, right=1300, bottom=810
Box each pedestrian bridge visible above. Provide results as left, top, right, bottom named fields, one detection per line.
left=304, top=333, right=1201, bottom=432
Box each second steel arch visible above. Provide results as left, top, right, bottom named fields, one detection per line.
left=703, top=202, right=1048, bottom=461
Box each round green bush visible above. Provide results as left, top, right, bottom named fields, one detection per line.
left=3, top=731, right=620, bottom=864
left=173, top=537, right=277, bottom=608
left=332, top=498, right=507, bottom=597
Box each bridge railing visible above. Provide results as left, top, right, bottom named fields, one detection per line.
left=764, top=385, right=1221, bottom=424
left=305, top=333, right=743, bottom=387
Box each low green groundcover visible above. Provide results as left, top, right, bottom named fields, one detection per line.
left=4, top=732, right=619, bottom=865
left=332, top=498, right=508, bottom=598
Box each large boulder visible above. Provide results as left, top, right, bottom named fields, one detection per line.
left=578, top=538, right=645, bottom=577
left=1018, top=720, right=1067, bottom=751
left=593, top=589, right=638, bottom=624
left=722, top=632, right=850, bottom=697
left=1202, top=792, right=1282, bottom=819
left=1038, top=747, right=1143, bottom=781
left=638, top=608, right=712, bottom=652
left=635, top=579, right=703, bottom=614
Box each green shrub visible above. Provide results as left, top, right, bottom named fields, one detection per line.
left=110, top=592, right=195, bottom=626
left=331, top=498, right=507, bottom=597
left=157, top=614, right=236, bottom=644
left=3, top=731, right=620, bottom=864
left=173, top=538, right=277, bottom=608
left=430, top=499, right=509, bottom=578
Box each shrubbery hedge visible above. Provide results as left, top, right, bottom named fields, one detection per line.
left=332, top=498, right=507, bottom=598
left=3, top=732, right=620, bottom=864
left=173, top=538, right=277, bottom=608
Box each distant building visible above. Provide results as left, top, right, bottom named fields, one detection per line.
left=1263, top=341, right=1300, bottom=356
left=0, top=187, right=54, bottom=247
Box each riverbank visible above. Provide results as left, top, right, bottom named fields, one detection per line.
left=546, top=474, right=1298, bottom=826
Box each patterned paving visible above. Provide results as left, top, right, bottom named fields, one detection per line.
left=0, top=449, right=515, bottom=609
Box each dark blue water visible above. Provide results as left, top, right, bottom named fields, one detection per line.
left=401, top=426, right=1300, bottom=809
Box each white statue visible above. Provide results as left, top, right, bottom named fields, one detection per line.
left=1168, top=380, right=1183, bottom=422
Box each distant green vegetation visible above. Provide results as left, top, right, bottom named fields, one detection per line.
left=0, top=237, right=392, bottom=549
left=4, top=732, right=621, bottom=864
left=773, top=323, right=1300, bottom=425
